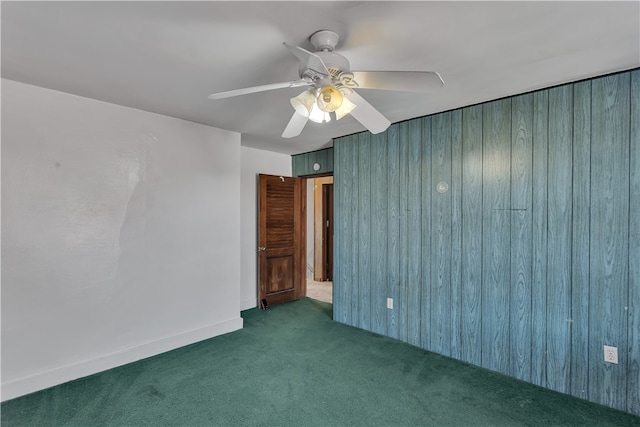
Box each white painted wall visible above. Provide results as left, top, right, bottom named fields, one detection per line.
left=239, top=147, right=291, bottom=310
left=1, top=79, right=243, bottom=400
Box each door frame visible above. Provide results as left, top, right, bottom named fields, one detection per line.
left=322, top=183, right=334, bottom=281
left=257, top=174, right=306, bottom=308
left=312, top=176, right=334, bottom=282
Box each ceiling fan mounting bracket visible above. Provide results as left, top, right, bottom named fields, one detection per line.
left=309, top=30, right=339, bottom=52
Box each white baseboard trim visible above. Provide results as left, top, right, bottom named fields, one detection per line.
left=1, top=317, right=243, bottom=402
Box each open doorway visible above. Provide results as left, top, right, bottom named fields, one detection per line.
left=306, top=176, right=333, bottom=303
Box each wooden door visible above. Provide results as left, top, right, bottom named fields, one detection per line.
left=322, top=183, right=334, bottom=281
left=258, top=174, right=306, bottom=308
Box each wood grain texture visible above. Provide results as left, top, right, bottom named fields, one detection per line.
left=461, top=105, right=483, bottom=365
left=370, top=132, right=388, bottom=336
left=481, top=99, right=511, bottom=374
left=291, top=148, right=334, bottom=177
left=589, top=73, right=630, bottom=411
left=431, top=112, right=453, bottom=356
left=334, top=139, right=351, bottom=324
left=296, top=178, right=307, bottom=299
left=510, top=94, right=533, bottom=382
left=329, top=69, right=638, bottom=416
left=546, top=85, right=573, bottom=394
left=387, top=124, right=400, bottom=339
left=398, top=122, right=409, bottom=342
left=570, top=80, right=591, bottom=400
left=406, top=120, right=423, bottom=347
left=265, top=179, right=295, bottom=249
left=292, top=150, right=305, bottom=177
left=450, top=110, right=463, bottom=358
left=258, top=175, right=306, bottom=306
left=420, top=117, right=433, bottom=350
left=348, top=137, right=359, bottom=326
left=358, top=133, right=372, bottom=330
left=531, top=90, right=549, bottom=388
left=332, top=140, right=343, bottom=319
left=266, top=256, right=293, bottom=293
left=628, top=69, right=640, bottom=415
left=291, top=155, right=303, bottom=177
left=321, top=147, right=334, bottom=174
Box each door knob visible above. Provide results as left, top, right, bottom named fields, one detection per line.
left=258, top=246, right=267, bottom=252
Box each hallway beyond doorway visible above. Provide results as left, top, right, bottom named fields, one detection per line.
left=306, top=279, right=332, bottom=304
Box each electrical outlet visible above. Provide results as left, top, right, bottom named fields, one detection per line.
left=604, top=345, right=618, bottom=364
left=387, top=298, right=393, bottom=309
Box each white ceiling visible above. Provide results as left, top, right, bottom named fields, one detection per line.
left=2, top=1, right=639, bottom=155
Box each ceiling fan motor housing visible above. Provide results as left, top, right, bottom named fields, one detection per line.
left=316, top=51, right=350, bottom=77
left=309, top=30, right=339, bottom=51
left=304, top=30, right=351, bottom=79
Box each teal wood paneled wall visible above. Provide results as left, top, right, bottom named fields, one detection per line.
left=291, top=147, right=333, bottom=177
left=333, top=69, right=640, bottom=415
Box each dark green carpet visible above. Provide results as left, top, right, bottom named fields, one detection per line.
left=2, top=298, right=639, bottom=426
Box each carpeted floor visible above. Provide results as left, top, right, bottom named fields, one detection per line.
left=2, top=298, right=639, bottom=426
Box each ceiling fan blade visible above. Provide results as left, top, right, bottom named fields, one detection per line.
left=208, top=79, right=311, bottom=100
left=283, top=43, right=330, bottom=77
left=282, top=111, right=309, bottom=138
left=351, top=71, right=444, bottom=92
left=345, top=90, right=391, bottom=135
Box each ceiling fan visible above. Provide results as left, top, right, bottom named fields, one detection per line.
left=208, top=30, right=444, bottom=138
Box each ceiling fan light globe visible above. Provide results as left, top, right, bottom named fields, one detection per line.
left=316, top=86, right=343, bottom=113
left=290, top=90, right=316, bottom=117
left=309, top=102, right=331, bottom=124
left=335, top=96, right=357, bottom=120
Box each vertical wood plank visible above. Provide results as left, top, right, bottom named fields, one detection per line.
left=482, top=98, right=511, bottom=374
left=311, top=150, right=319, bottom=173
left=295, top=177, right=308, bottom=300
left=590, top=72, right=630, bottom=411
left=309, top=150, right=317, bottom=174
left=461, top=105, right=483, bottom=365
left=510, top=93, right=533, bottom=382
left=297, top=154, right=309, bottom=175
left=304, top=151, right=311, bottom=176
left=431, top=112, right=453, bottom=356
left=300, top=153, right=308, bottom=177
left=398, top=122, right=409, bottom=342
left=291, top=154, right=301, bottom=176
left=420, top=117, right=433, bottom=350
left=326, top=147, right=334, bottom=172
left=450, top=110, right=463, bottom=359
left=318, top=149, right=328, bottom=174
left=332, top=140, right=344, bottom=320
left=337, top=137, right=355, bottom=325
left=332, top=144, right=342, bottom=314
left=387, top=124, right=400, bottom=339
left=358, top=133, right=371, bottom=330
left=321, top=150, right=328, bottom=173
left=370, top=132, right=388, bottom=336
left=546, top=84, right=573, bottom=394
left=531, top=90, right=549, bottom=387
left=570, top=80, right=591, bottom=400
left=349, top=137, right=360, bottom=327
left=407, top=119, right=423, bottom=347
left=628, top=69, right=640, bottom=416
